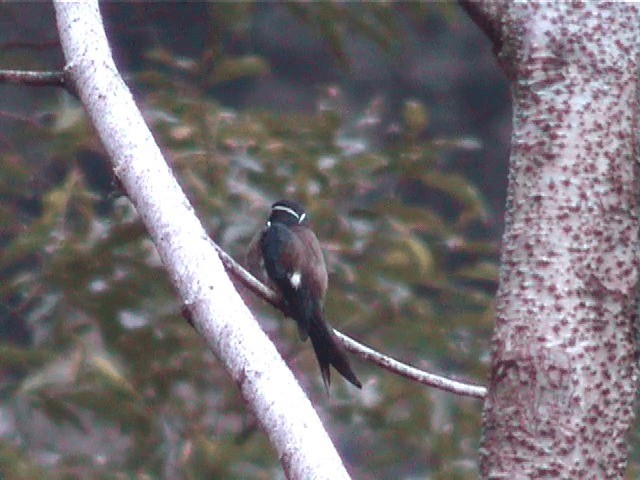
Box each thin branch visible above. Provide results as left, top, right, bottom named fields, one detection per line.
left=0, top=69, right=65, bottom=87
left=0, top=40, right=60, bottom=51
left=4, top=60, right=488, bottom=403
left=337, top=331, right=487, bottom=399
left=0, top=109, right=50, bottom=129
left=216, top=242, right=278, bottom=306
left=458, top=1, right=505, bottom=56
left=0, top=69, right=77, bottom=97
left=213, top=240, right=488, bottom=400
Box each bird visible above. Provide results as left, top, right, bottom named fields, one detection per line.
left=247, top=199, right=361, bottom=390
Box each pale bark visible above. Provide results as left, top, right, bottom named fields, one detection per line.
left=53, top=2, right=351, bottom=478
left=461, top=2, right=640, bottom=478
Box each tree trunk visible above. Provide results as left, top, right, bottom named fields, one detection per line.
left=462, top=2, right=640, bottom=478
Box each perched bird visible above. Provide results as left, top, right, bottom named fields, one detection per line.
left=247, top=199, right=361, bottom=390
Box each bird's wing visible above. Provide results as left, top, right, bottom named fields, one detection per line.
left=246, top=230, right=269, bottom=283
left=290, top=225, right=328, bottom=303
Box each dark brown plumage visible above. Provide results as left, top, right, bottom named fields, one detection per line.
left=248, top=200, right=361, bottom=390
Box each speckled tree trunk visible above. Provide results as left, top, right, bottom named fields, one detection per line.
left=461, top=2, right=639, bottom=478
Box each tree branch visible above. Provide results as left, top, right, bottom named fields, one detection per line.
left=0, top=69, right=69, bottom=90
left=54, top=2, right=352, bottom=478
left=2, top=40, right=488, bottom=404
left=214, top=241, right=487, bottom=400
left=458, top=1, right=505, bottom=55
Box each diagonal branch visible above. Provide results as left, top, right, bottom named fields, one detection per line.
left=213, top=241, right=487, bottom=400
left=1, top=57, right=487, bottom=403
left=54, top=3, right=354, bottom=478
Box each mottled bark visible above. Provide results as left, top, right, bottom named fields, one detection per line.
left=463, top=2, right=639, bottom=478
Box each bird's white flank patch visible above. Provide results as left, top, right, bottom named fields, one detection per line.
left=289, top=270, right=302, bottom=289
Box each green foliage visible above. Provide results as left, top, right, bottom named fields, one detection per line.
left=287, top=2, right=400, bottom=70
left=0, top=3, right=497, bottom=479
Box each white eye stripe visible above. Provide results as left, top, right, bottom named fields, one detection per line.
left=272, top=205, right=301, bottom=220
left=298, top=213, right=306, bottom=223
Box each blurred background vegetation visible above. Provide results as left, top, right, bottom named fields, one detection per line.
left=3, top=2, right=620, bottom=479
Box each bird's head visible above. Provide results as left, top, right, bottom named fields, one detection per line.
left=267, top=199, right=307, bottom=227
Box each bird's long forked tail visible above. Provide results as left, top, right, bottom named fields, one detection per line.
left=308, top=313, right=362, bottom=390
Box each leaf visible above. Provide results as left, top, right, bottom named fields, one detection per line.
left=146, top=48, right=198, bottom=74
left=417, top=170, right=488, bottom=225
left=0, top=345, right=54, bottom=369
left=34, top=392, right=86, bottom=432
left=207, top=55, right=270, bottom=86
left=454, top=261, right=499, bottom=283
left=88, top=352, right=136, bottom=396
left=19, top=352, right=80, bottom=395
left=403, top=100, right=429, bottom=135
